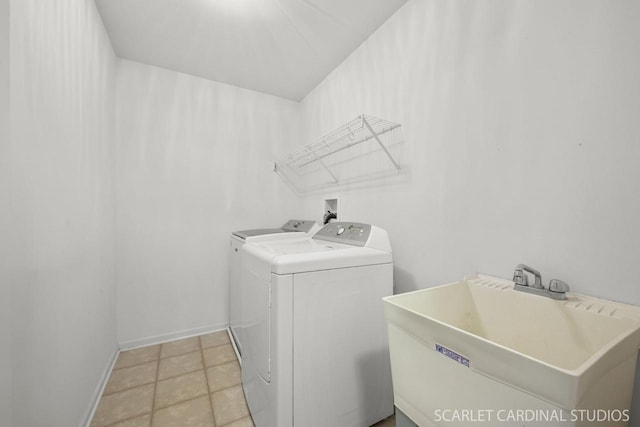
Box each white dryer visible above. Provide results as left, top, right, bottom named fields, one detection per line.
left=229, top=220, right=319, bottom=359
left=241, top=222, right=394, bottom=427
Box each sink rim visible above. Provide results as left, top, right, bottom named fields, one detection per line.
left=384, top=276, right=640, bottom=375
left=383, top=274, right=640, bottom=409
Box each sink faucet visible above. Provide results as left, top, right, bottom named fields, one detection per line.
left=513, top=264, right=570, bottom=300
left=513, top=264, right=543, bottom=289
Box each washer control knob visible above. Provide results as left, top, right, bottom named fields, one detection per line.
left=337, top=227, right=345, bottom=236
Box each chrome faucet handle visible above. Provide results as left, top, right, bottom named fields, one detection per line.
left=514, top=264, right=543, bottom=288
left=549, top=279, right=570, bottom=294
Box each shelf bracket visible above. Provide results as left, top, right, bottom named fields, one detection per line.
left=362, top=115, right=401, bottom=172
left=308, top=147, right=339, bottom=185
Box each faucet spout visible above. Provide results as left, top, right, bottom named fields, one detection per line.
left=514, top=264, right=543, bottom=289
left=512, top=264, right=569, bottom=300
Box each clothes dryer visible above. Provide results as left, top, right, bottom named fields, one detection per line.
left=229, top=219, right=319, bottom=359
left=241, top=222, right=394, bottom=427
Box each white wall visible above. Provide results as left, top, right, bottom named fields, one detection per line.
left=8, top=0, right=118, bottom=425
left=3, top=0, right=640, bottom=422
left=115, top=60, right=302, bottom=345
left=299, top=0, right=640, bottom=305
left=0, top=0, right=11, bottom=424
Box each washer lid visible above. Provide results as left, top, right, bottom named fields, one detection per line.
left=232, top=228, right=288, bottom=240
left=243, top=237, right=392, bottom=276
left=232, top=219, right=318, bottom=240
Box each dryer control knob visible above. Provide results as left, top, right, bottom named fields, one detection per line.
left=337, top=227, right=345, bottom=236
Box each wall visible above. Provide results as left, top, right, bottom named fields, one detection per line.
left=116, top=60, right=302, bottom=346
left=0, top=0, right=11, bottom=424
left=299, top=0, right=640, bottom=305
left=8, top=0, right=118, bottom=425
left=3, top=0, right=639, bottom=422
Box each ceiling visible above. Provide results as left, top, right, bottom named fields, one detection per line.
left=95, top=0, right=407, bottom=101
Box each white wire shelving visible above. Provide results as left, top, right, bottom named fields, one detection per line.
left=274, top=114, right=403, bottom=194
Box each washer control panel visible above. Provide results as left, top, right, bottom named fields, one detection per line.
left=313, top=222, right=371, bottom=246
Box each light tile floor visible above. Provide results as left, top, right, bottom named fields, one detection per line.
left=91, top=331, right=396, bottom=427
left=91, top=331, right=251, bottom=427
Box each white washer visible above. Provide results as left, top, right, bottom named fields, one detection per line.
left=241, top=222, right=394, bottom=427
left=230, top=220, right=319, bottom=360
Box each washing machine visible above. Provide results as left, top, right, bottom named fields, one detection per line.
left=241, top=222, right=394, bottom=427
left=229, top=219, right=319, bottom=359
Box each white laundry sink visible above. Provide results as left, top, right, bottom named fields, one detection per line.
left=383, top=274, right=640, bottom=426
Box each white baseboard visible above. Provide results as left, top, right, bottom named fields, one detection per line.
left=118, top=322, right=229, bottom=351
left=228, top=328, right=242, bottom=366
left=81, top=347, right=119, bottom=427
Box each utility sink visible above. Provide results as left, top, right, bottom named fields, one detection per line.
left=383, top=274, right=640, bottom=426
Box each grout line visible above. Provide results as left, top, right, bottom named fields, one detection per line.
left=200, top=340, right=232, bottom=352
left=112, top=360, right=152, bottom=372
left=207, top=359, right=238, bottom=371
left=160, top=340, right=230, bottom=361
left=160, top=348, right=200, bottom=360
left=112, top=347, right=161, bottom=372
left=148, top=346, right=161, bottom=427
left=218, top=417, right=252, bottom=427
left=200, top=336, right=218, bottom=425
left=102, top=378, right=157, bottom=397
left=103, top=412, right=152, bottom=427
left=205, top=357, right=238, bottom=370
left=156, top=365, right=204, bottom=384
left=152, top=389, right=210, bottom=412
left=210, top=382, right=243, bottom=396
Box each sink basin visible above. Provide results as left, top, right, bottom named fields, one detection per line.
left=383, top=274, right=640, bottom=426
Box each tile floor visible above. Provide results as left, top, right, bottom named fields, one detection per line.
left=91, top=330, right=396, bottom=427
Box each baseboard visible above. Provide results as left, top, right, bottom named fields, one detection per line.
left=228, top=328, right=242, bottom=366
left=118, top=322, right=229, bottom=351
left=81, top=347, right=119, bottom=427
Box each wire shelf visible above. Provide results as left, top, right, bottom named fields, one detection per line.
left=274, top=115, right=403, bottom=194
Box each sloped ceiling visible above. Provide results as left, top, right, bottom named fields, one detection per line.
left=95, top=0, right=407, bottom=101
